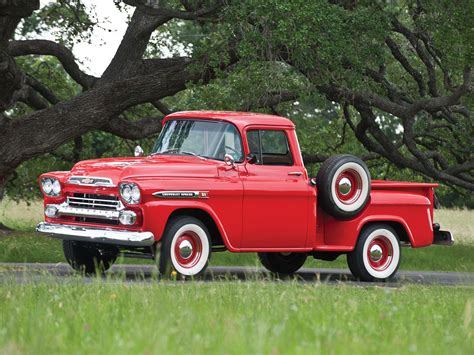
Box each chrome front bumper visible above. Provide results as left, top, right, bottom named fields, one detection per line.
left=36, top=222, right=155, bottom=247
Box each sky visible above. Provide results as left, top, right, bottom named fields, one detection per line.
left=73, top=0, right=130, bottom=76
left=72, top=0, right=130, bottom=76
left=37, top=0, right=131, bottom=76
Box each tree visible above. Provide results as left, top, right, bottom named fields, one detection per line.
left=0, top=0, right=472, bottom=202
left=222, top=0, right=473, bottom=189
left=0, top=0, right=230, bottom=199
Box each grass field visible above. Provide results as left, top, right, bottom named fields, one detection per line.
left=1, top=200, right=473, bottom=354
left=0, top=281, right=473, bottom=354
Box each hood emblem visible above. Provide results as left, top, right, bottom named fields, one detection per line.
left=81, top=178, right=94, bottom=184
left=153, top=191, right=209, bottom=199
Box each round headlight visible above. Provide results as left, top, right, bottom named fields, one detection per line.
left=41, top=177, right=61, bottom=196
left=42, top=179, right=53, bottom=194
left=52, top=179, right=61, bottom=195
left=120, top=183, right=140, bottom=204
left=131, top=185, right=141, bottom=202
left=122, top=185, right=132, bottom=202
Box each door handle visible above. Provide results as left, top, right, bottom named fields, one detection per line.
left=288, top=172, right=303, bottom=176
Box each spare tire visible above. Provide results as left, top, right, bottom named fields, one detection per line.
left=316, top=154, right=371, bottom=219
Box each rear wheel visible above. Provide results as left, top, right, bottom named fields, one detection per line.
left=159, top=216, right=211, bottom=278
left=347, top=224, right=401, bottom=282
left=258, top=252, right=307, bottom=275
left=63, top=241, right=117, bottom=274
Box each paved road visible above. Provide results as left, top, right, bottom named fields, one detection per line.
left=1, top=263, right=473, bottom=286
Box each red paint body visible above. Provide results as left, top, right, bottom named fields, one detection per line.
left=40, top=111, right=439, bottom=253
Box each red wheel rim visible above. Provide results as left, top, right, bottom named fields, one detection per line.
left=335, top=169, right=362, bottom=204
left=174, top=232, right=202, bottom=269
left=367, top=236, right=393, bottom=271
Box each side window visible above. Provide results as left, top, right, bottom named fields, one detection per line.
left=246, top=130, right=293, bottom=166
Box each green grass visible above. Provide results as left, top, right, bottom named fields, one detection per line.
left=1, top=232, right=474, bottom=272
left=0, top=281, right=472, bottom=354
left=1, top=202, right=473, bottom=354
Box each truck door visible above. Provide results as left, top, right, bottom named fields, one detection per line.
left=240, top=128, right=309, bottom=249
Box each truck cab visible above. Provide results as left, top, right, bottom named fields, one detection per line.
left=37, top=111, right=453, bottom=281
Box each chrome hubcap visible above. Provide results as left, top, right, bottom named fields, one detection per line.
left=338, top=177, right=352, bottom=195
left=369, top=244, right=383, bottom=262
left=178, top=240, right=193, bottom=259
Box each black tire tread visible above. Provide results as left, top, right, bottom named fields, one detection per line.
left=258, top=252, right=307, bottom=274
left=63, top=240, right=116, bottom=275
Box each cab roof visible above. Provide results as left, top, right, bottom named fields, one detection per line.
left=164, top=111, right=295, bottom=129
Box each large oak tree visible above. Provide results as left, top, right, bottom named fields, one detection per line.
left=0, top=0, right=472, bottom=200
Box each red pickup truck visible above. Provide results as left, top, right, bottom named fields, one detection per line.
left=36, top=111, right=453, bottom=281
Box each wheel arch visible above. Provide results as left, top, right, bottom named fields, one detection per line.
left=358, top=218, right=412, bottom=245
left=166, top=208, right=228, bottom=250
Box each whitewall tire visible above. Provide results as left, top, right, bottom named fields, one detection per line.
left=316, top=154, right=371, bottom=219
left=347, top=224, right=401, bottom=282
left=159, top=216, right=211, bottom=278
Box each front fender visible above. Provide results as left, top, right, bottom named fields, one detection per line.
left=142, top=200, right=239, bottom=251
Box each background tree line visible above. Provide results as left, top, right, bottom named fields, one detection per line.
left=0, top=0, right=472, bottom=207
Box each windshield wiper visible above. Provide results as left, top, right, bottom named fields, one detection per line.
left=151, top=149, right=207, bottom=160
left=181, top=151, right=207, bottom=160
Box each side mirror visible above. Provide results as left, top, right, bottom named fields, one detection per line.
left=310, top=178, right=317, bottom=186
left=134, top=145, right=144, bottom=157
left=224, top=154, right=235, bottom=167
left=246, top=153, right=258, bottom=164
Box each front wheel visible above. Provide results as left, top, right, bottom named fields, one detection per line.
left=347, top=224, right=401, bottom=282
left=258, top=252, right=307, bottom=275
left=159, top=216, right=211, bottom=278
left=63, top=241, right=117, bottom=275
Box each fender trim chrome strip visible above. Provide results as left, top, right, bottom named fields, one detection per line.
left=36, top=222, right=155, bottom=246
left=152, top=191, right=209, bottom=199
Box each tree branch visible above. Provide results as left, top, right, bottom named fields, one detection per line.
left=102, top=115, right=164, bottom=139
left=25, top=75, right=60, bottom=104
left=151, top=100, right=173, bottom=115
left=122, top=0, right=223, bottom=21
left=242, top=91, right=298, bottom=111
left=9, top=40, right=97, bottom=89
left=385, top=37, right=426, bottom=97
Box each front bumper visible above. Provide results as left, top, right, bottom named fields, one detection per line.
left=36, top=222, right=155, bottom=247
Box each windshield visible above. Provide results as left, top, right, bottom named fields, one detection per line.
left=152, top=119, right=244, bottom=162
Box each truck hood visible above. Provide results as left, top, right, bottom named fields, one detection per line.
left=68, top=156, right=219, bottom=185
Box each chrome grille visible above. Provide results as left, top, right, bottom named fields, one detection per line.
left=67, top=193, right=120, bottom=211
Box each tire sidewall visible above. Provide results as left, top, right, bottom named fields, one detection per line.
left=349, top=224, right=401, bottom=281
left=160, top=216, right=211, bottom=277
left=330, top=162, right=370, bottom=213
left=317, top=154, right=371, bottom=219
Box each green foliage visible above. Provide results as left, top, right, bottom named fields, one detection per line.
left=6, top=0, right=472, bottom=208
left=18, top=0, right=104, bottom=47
